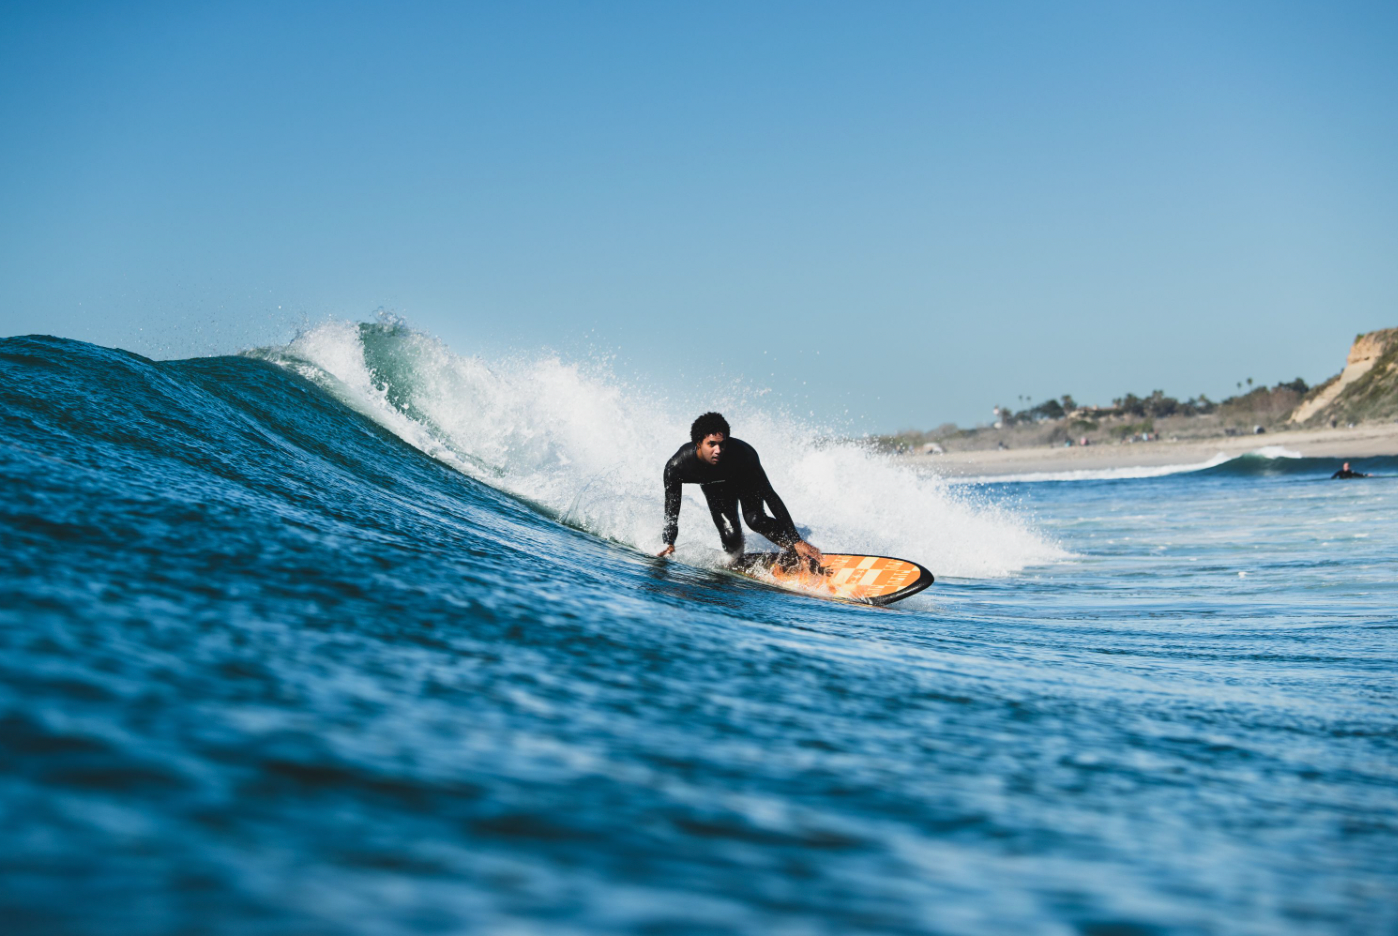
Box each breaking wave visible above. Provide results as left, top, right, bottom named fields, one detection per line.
left=254, top=317, right=1064, bottom=578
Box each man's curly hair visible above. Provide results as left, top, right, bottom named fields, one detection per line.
left=690, top=412, right=731, bottom=446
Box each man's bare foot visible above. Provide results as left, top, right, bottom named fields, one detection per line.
left=656, top=544, right=675, bottom=558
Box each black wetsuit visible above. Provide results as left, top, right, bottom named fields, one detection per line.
left=662, top=438, right=801, bottom=558
left=1331, top=468, right=1368, bottom=479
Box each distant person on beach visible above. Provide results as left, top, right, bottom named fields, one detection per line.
left=657, top=412, right=823, bottom=565
left=1330, top=462, right=1369, bottom=479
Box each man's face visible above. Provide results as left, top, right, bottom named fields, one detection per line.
left=698, top=433, right=726, bottom=465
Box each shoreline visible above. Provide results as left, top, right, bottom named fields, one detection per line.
left=901, top=422, right=1398, bottom=478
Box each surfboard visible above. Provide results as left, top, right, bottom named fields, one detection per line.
left=734, top=552, right=933, bottom=606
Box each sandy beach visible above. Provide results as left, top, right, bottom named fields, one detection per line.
left=904, top=421, right=1398, bottom=477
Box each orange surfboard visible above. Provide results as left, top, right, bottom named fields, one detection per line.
left=735, top=553, right=933, bottom=606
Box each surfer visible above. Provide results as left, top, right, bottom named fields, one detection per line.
left=656, top=412, right=824, bottom=566
left=1330, top=462, right=1370, bottom=479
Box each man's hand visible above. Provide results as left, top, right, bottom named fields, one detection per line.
left=792, top=540, right=824, bottom=566
left=656, top=544, right=675, bottom=558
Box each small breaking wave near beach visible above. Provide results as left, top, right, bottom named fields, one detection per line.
left=948, top=445, right=1396, bottom=484
left=256, top=317, right=1063, bottom=578
left=956, top=446, right=1304, bottom=484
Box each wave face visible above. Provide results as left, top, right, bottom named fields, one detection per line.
left=253, top=318, right=1061, bottom=577
left=1198, top=450, right=1398, bottom=477
left=4, top=331, right=1396, bottom=936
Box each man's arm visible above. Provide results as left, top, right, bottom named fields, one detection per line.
left=752, top=465, right=801, bottom=547
left=658, top=462, right=682, bottom=556
left=751, top=462, right=825, bottom=564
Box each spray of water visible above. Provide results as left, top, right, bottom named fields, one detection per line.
left=255, top=318, right=1064, bottom=578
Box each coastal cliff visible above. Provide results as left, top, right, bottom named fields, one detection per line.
left=1290, top=328, right=1398, bottom=426
left=883, top=326, right=1398, bottom=456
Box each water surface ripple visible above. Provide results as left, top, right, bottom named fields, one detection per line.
left=2, top=336, right=1395, bottom=935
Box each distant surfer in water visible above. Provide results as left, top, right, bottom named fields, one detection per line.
left=656, top=412, right=824, bottom=566
left=1330, top=462, right=1370, bottom=479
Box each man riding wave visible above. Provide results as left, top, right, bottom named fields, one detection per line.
left=656, top=412, right=823, bottom=566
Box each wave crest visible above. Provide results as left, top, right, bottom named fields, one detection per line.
left=254, top=318, right=1065, bottom=578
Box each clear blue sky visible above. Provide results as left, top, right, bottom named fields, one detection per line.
left=2, top=1, right=1395, bottom=430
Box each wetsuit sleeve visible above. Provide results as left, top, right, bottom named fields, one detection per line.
left=750, top=462, right=801, bottom=548
left=662, top=460, right=683, bottom=546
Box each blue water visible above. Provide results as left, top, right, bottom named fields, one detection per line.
left=3, top=330, right=1396, bottom=935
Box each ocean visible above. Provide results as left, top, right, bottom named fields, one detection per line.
left=3, top=322, right=1395, bottom=935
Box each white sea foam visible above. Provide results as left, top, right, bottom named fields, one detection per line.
left=1249, top=445, right=1303, bottom=460
left=258, top=318, right=1065, bottom=578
